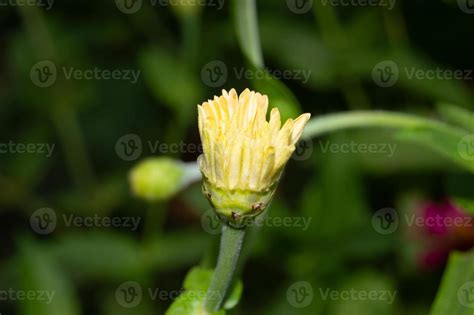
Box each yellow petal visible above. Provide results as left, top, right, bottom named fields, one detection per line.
left=291, top=113, right=311, bottom=145
left=197, top=88, right=311, bottom=192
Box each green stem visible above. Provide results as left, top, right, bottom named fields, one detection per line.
left=302, top=111, right=464, bottom=139
left=204, top=225, right=245, bottom=313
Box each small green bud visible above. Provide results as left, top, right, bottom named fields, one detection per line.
left=129, top=158, right=186, bottom=202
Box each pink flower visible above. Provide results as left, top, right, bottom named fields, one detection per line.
left=409, top=200, right=474, bottom=270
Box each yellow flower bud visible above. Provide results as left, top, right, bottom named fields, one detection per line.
left=197, top=89, right=311, bottom=227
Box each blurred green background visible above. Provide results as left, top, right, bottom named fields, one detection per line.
left=0, top=0, right=474, bottom=314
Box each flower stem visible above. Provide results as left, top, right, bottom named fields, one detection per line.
left=302, top=110, right=465, bottom=139
left=204, top=224, right=245, bottom=313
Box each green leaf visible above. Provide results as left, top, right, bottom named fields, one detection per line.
left=222, top=281, right=243, bottom=310
left=304, top=111, right=474, bottom=173
left=165, top=267, right=243, bottom=315
left=17, top=238, right=80, bottom=315
left=395, top=126, right=473, bottom=173
left=453, top=197, right=474, bottom=216
left=251, top=71, right=301, bottom=121
left=430, top=250, right=474, bottom=314
left=259, top=17, right=336, bottom=89
left=232, top=0, right=263, bottom=68
left=183, top=267, right=214, bottom=291
left=437, top=103, right=474, bottom=133
left=139, top=46, right=203, bottom=115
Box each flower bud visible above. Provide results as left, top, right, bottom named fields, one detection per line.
left=129, top=158, right=200, bottom=202
left=197, top=89, right=310, bottom=227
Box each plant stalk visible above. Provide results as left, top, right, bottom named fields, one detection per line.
left=302, top=110, right=466, bottom=139
left=204, top=224, right=245, bottom=313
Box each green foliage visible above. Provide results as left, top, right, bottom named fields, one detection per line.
left=437, top=103, right=474, bottom=133
left=232, top=0, right=263, bottom=68
left=17, top=238, right=80, bottom=315
left=431, top=251, right=474, bottom=315
left=139, top=46, right=204, bottom=121
left=165, top=267, right=242, bottom=315
left=1, top=2, right=473, bottom=315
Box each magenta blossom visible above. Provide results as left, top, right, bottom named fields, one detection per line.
left=410, top=200, right=474, bottom=270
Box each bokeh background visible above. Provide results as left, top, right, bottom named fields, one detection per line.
left=1, top=0, right=474, bottom=314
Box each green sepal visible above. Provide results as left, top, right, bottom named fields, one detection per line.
left=202, top=179, right=277, bottom=228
